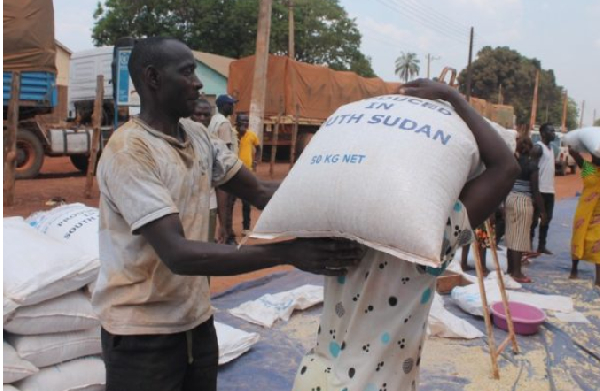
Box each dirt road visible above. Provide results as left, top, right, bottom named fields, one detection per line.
left=3, top=156, right=583, bottom=293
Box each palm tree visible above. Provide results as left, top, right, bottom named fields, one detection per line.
left=395, top=52, right=420, bottom=83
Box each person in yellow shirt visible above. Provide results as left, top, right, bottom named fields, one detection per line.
left=236, top=113, right=261, bottom=233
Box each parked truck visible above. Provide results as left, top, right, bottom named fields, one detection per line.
left=68, top=42, right=138, bottom=127
left=228, top=55, right=401, bottom=160
left=3, top=0, right=107, bottom=178
left=3, top=0, right=134, bottom=179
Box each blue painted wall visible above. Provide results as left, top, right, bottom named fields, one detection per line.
left=195, top=61, right=227, bottom=96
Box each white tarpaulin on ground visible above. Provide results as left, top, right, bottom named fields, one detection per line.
left=229, top=285, right=324, bottom=328
left=215, top=322, right=260, bottom=365
left=451, top=282, right=574, bottom=317
left=428, top=293, right=484, bottom=339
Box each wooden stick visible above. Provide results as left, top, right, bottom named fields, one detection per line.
left=84, top=75, right=104, bottom=199
left=485, top=220, right=519, bottom=354
left=496, top=336, right=513, bottom=356
left=290, top=103, right=299, bottom=168
left=4, top=71, right=21, bottom=207
left=270, top=97, right=283, bottom=178
left=472, top=239, right=500, bottom=379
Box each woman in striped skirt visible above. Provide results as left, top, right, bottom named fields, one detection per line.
left=505, top=137, right=545, bottom=283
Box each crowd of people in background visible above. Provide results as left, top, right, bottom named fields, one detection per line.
left=454, top=121, right=600, bottom=289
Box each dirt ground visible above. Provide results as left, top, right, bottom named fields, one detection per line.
left=3, top=156, right=583, bottom=293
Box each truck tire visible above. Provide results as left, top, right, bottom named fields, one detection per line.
left=70, top=153, right=100, bottom=174
left=70, top=154, right=89, bottom=173
left=15, top=129, right=45, bottom=179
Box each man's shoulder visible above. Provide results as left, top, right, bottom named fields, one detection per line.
left=103, top=120, right=152, bottom=157
left=181, top=118, right=209, bottom=137
left=209, top=113, right=226, bottom=126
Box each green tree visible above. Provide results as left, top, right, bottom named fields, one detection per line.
left=92, top=0, right=375, bottom=77
left=458, top=46, right=577, bottom=128
left=395, top=52, right=420, bottom=83
left=594, top=118, right=600, bottom=127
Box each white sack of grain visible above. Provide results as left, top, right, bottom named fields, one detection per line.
left=3, top=342, right=38, bottom=384
left=4, top=291, right=99, bottom=335
left=251, top=95, right=491, bottom=267
left=3, top=218, right=98, bottom=310
left=7, top=327, right=101, bottom=368
left=16, top=357, right=105, bottom=391
left=26, top=203, right=100, bottom=261
left=563, top=127, right=600, bottom=156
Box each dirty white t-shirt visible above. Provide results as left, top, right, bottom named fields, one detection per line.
left=208, top=113, right=238, bottom=155
left=92, top=117, right=242, bottom=335
left=293, top=201, right=474, bottom=391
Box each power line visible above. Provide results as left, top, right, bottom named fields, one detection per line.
left=360, top=23, right=425, bottom=53
left=393, top=0, right=470, bottom=38
left=397, top=0, right=500, bottom=48
left=401, top=0, right=471, bottom=32
left=376, top=0, right=469, bottom=44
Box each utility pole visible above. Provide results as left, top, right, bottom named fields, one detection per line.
left=497, top=84, right=503, bottom=105
left=250, top=0, right=273, bottom=146
left=84, top=76, right=104, bottom=199
left=465, top=27, right=474, bottom=101
left=560, top=90, right=568, bottom=133
left=529, top=69, right=540, bottom=131
left=4, top=72, right=20, bottom=207
left=288, top=0, right=295, bottom=59
left=579, top=100, right=585, bottom=128
left=426, top=53, right=440, bottom=79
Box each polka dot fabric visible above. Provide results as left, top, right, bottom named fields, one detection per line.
left=292, top=201, right=473, bottom=391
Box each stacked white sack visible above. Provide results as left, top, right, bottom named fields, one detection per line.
left=3, top=216, right=102, bottom=387
left=26, top=203, right=100, bottom=264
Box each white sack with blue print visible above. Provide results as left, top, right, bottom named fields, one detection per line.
left=251, top=95, right=484, bottom=267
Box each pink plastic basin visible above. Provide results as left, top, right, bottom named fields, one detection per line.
left=490, top=301, right=546, bottom=336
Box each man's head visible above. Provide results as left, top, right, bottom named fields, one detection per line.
left=236, top=113, right=250, bottom=137
left=128, top=37, right=202, bottom=119
left=539, top=123, right=556, bottom=144
left=216, top=94, right=237, bottom=116
left=191, top=99, right=212, bottom=126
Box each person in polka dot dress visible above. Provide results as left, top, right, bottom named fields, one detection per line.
left=292, top=79, right=521, bottom=391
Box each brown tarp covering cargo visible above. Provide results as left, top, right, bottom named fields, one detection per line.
left=3, top=0, right=56, bottom=72
left=228, top=55, right=400, bottom=122
left=470, top=97, right=515, bottom=129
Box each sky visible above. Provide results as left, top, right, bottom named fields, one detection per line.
left=54, top=0, right=599, bottom=127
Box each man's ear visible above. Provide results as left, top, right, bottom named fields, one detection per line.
left=144, top=65, right=160, bottom=91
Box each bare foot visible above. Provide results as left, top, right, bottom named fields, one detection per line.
left=537, top=247, right=553, bottom=255
left=513, top=275, right=533, bottom=283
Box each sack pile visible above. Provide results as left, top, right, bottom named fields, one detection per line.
left=3, top=207, right=103, bottom=391
left=5, top=204, right=262, bottom=389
